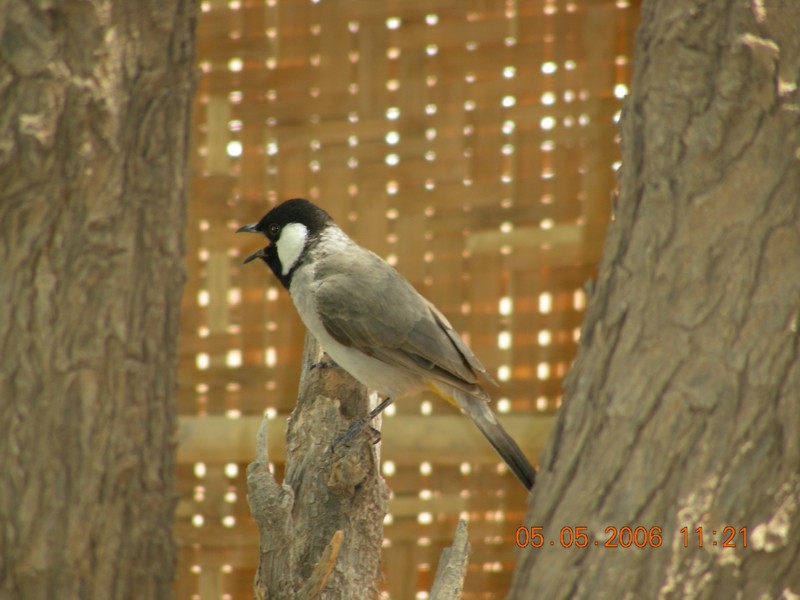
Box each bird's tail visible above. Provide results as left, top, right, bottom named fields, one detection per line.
left=436, top=385, right=536, bottom=491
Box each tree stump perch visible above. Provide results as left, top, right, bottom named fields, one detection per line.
left=247, top=334, right=473, bottom=598
left=247, top=334, right=389, bottom=600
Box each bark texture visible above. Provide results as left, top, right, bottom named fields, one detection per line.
left=511, top=0, right=800, bottom=598
left=0, top=1, right=196, bottom=598
left=430, top=519, right=470, bottom=600
left=248, top=334, right=390, bottom=600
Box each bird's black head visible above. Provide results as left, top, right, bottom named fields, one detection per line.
left=237, top=198, right=334, bottom=288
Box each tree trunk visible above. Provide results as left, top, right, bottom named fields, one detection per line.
left=0, top=2, right=196, bottom=598
left=511, top=0, right=800, bottom=598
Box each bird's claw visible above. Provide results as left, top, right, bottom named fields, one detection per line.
left=311, top=359, right=339, bottom=370
left=332, top=417, right=378, bottom=448
left=330, top=396, right=393, bottom=450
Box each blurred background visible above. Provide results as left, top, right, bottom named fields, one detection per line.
left=175, top=0, right=640, bottom=597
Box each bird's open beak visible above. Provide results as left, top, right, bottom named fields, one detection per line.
left=239, top=223, right=264, bottom=264
left=237, top=223, right=259, bottom=234
left=243, top=247, right=267, bottom=264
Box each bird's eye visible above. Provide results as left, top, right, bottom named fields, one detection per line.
left=268, top=223, right=280, bottom=237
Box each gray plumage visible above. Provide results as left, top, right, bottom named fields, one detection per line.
left=314, top=248, right=493, bottom=397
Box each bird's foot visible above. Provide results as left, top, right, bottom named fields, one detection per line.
left=332, top=396, right=394, bottom=448
left=311, top=359, right=339, bottom=370
left=333, top=419, right=381, bottom=447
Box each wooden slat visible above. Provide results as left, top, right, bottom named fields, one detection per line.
left=176, top=413, right=552, bottom=465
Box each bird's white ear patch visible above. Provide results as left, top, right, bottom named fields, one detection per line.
left=276, top=222, right=308, bottom=275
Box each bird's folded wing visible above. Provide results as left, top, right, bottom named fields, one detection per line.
left=314, top=250, right=494, bottom=395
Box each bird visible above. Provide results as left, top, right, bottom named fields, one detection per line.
left=237, top=198, right=536, bottom=490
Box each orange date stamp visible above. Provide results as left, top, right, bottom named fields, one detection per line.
left=515, top=526, right=748, bottom=549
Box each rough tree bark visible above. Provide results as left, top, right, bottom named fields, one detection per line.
left=247, top=335, right=390, bottom=600
left=429, top=519, right=470, bottom=600
left=0, top=1, right=196, bottom=598
left=511, top=0, right=800, bottom=598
